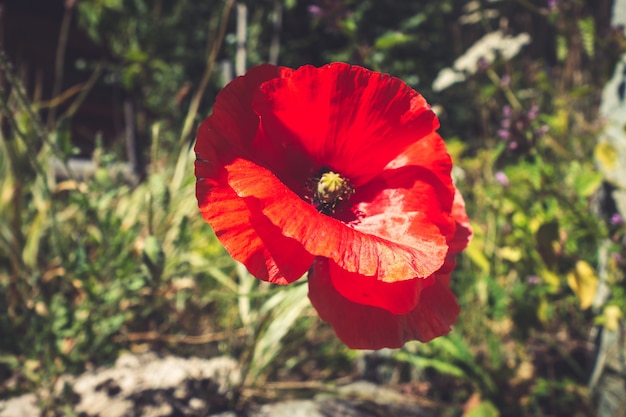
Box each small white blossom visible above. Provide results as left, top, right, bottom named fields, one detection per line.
left=432, top=31, right=531, bottom=92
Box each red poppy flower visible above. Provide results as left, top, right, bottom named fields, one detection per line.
left=195, top=63, right=472, bottom=350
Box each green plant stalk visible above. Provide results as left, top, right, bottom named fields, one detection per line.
left=268, top=0, right=282, bottom=65
left=0, top=53, right=72, bottom=176
left=47, top=0, right=75, bottom=129
left=243, top=282, right=310, bottom=386
left=172, top=0, right=236, bottom=190
left=150, top=122, right=160, bottom=176
left=59, top=60, right=105, bottom=122
left=0, top=54, right=70, bottom=269
left=0, top=105, right=25, bottom=320
left=515, top=0, right=547, bottom=15
left=0, top=53, right=49, bottom=146
left=486, top=68, right=522, bottom=111
left=178, top=0, right=235, bottom=146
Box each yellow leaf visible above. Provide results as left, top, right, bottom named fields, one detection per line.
left=539, top=269, right=561, bottom=293
left=537, top=297, right=550, bottom=324
left=445, top=138, right=468, bottom=161
left=465, top=237, right=490, bottom=274
left=567, top=260, right=598, bottom=310
left=603, top=305, right=623, bottom=331
left=497, top=246, right=522, bottom=262
left=595, top=142, right=617, bottom=170
left=464, top=397, right=500, bottom=417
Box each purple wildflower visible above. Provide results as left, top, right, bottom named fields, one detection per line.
left=308, top=5, right=323, bottom=16
left=527, top=275, right=541, bottom=285
left=494, top=171, right=510, bottom=187
left=497, top=129, right=511, bottom=140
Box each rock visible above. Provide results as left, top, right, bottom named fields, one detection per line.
left=0, top=393, right=40, bottom=417
left=64, top=352, right=242, bottom=417
left=252, top=399, right=349, bottom=417
left=246, top=382, right=433, bottom=417
left=0, top=357, right=432, bottom=417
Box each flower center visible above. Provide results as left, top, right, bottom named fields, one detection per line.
left=308, top=168, right=354, bottom=214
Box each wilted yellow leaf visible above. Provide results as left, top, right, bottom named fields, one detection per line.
left=603, top=305, right=623, bottom=331
left=566, top=260, right=598, bottom=310
left=594, top=142, right=617, bottom=170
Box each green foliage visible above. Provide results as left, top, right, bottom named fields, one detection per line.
left=1, top=0, right=624, bottom=416
left=397, top=334, right=496, bottom=394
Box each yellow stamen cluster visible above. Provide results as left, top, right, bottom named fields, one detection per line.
left=312, top=170, right=354, bottom=214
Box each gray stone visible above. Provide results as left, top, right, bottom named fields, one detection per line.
left=65, top=352, right=242, bottom=417
left=0, top=393, right=40, bottom=417
left=248, top=382, right=433, bottom=417
left=0, top=359, right=432, bottom=417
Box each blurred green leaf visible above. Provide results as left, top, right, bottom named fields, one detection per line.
left=374, top=31, right=416, bottom=49
left=578, top=17, right=595, bottom=58
left=465, top=236, right=490, bottom=274
left=465, top=400, right=499, bottom=417
left=246, top=282, right=310, bottom=383
left=143, top=235, right=165, bottom=279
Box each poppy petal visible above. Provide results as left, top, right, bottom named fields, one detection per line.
left=195, top=64, right=290, bottom=160
left=195, top=164, right=314, bottom=285
left=252, top=63, right=439, bottom=187
left=195, top=63, right=469, bottom=347
left=308, top=258, right=460, bottom=349
left=222, top=157, right=448, bottom=281
left=387, top=132, right=453, bottom=179
left=383, top=132, right=455, bottom=212
left=195, top=64, right=315, bottom=284
left=448, top=188, right=473, bottom=254
left=327, top=132, right=455, bottom=270
left=325, top=260, right=433, bottom=315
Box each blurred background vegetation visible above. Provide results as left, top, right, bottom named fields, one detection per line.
left=1, top=0, right=626, bottom=415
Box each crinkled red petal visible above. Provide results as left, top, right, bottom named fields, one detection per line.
left=252, top=63, right=439, bottom=187
left=325, top=260, right=434, bottom=315
left=339, top=132, right=456, bottom=266
left=431, top=255, right=457, bottom=286
left=448, top=188, right=473, bottom=254
left=382, top=132, right=455, bottom=213
left=195, top=162, right=313, bottom=285
left=195, top=63, right=463, bottom=289
left=223, top=157, right=448, bottom=281
left=308, top=258, right=460, bottom=349
left=195, top=64, right=290, bottom=161
left=195, top=64, right=316, bottom=284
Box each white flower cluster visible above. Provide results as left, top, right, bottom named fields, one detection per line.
left=432, top=31, right=531, bottom=92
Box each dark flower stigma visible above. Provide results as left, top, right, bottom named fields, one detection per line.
left=308, top=168, right=354, bottom=214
